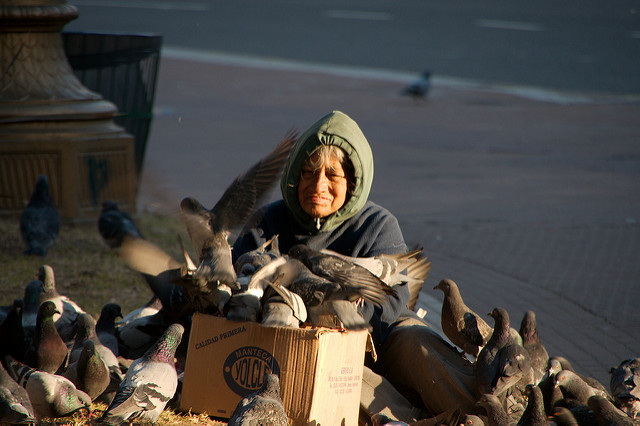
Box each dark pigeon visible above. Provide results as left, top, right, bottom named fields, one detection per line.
left=609, top=356, right=640, bottom=419
left=434, top=278, right=492, bottom=359
left=400, top=70, right=432, bottom=100
left=30, top=301, right=68, bottom=375
left=98, top=323, right=184, bottom=424
left=62, top=339, right=110, bottom=401
left=519, top=310, right=549, bottom=385
left=587, top=394, right=637, bottom=425
left=228, top=373, right=288, bottom=426
left=476, top=393, right=514, bottom=426
left=0, top=361, right=36, bottom=424
left=179, top=130, right=297, bottom=314
left=0, top=299, right=29, bottom=363
left=555, top=369, right=612, bottom=406
left=98, top=200, right=143, bottom=249
left=21, top=279, right=43, bottom=336
left=37, top=264, right=85, bottom=342
left=96, top=303, right=123, bottom=357
left=549, top=406, right=580, bottom=426
left=517, top=384, right=547, bottom=425
left=20, top=174, right=60, bottom=256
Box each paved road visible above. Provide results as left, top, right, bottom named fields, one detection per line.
left=137, top=51, right=640, bottom=387
left=66, top=0, right=640, bottom=95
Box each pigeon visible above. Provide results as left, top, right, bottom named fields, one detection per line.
left=5, top=355, right=91, bottom=419
left=20, top=279, right=43, bottom=335
left=551, top=355, right=610, bottom=396
left=539, top=357, right=564, bottom=415
left=518, top=310, right=549, bottom=385
left=228, top=373, right=288, bottom=426
left=19, top=174, right=60, bottom=256
left=260, top=279, right=307, bottom=328
left=0, top=299, right=29, bottom=363
left=37, top=264, right=85, bottom=342
left=62, top=339, right=110, bottom=401
left=98, top=200, right=144, bottom=249
left=117, top=295, right=162, bottom=327
left=400, top=70, right=431, bottom=100
left=179, top=130, right=298, bottom=314
left=476, top=307, right=534, bottom=400
left=549, top=406, right=580, bottom=426
left=0, top=362, right=36, bottom=424
left=273, top=255, right=381, bottom=330
left=587, top=394, right=637, bottom=426
left=371, top=412, right=411, bottom=426
left=29, top=301, right=69, bottom=375
left=96, top=303, right=123, bottom=357
left=476, top=393, right=515, bottom=426
left=609, top=356, right=640, bottom=419
left=98, top=323, right=184, bottom=424
left=234, top=234, right=281, bottom=285
left=69, top=313, right=124, bottom=402
left=555, top=369, right=612, bottom=406
left=433, top=278, right=492, bottom=358
left=516, top=384, right=547, bottom=425
left=459, top=414, right=486, bottom=425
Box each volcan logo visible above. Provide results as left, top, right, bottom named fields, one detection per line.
left=223, top=346, right=281, bottom=396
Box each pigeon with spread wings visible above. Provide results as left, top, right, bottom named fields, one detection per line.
left=179, top=130, right=297, bottom=314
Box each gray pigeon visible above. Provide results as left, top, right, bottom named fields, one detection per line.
left=587, top=394, right=637, bottom=425
left=98, top=323, right=184, bottom=424
left=555, top=369, right=612, bottom=406
left=6, top=355, right=91, bottom=419
left=0, top=362, right=36, bottom=424
left=234, top=234, right=281, bottom=284
left=434, top=279, right=493, bottom=359
left=518, top=310, right=549, bottom=385
left=610, top=356, right=640, bottom=419
left=98, top=200, right=143, bottom=249
left=517, top=384, right=547, bottom=425
left=539, top=357, right=564, bottom=415
left=62, top=339, right=110, bottom=401
left=37, top=264, right=85, bottom=342
left=20, top=174, right=60, bottom=256
left=400, top=70, right=432, bottom=100
left=551, top=355, right=611, bottom=397
left=96, top=303, right=123, bottom=357
left=29, top=301, right=68, bottom=375
left=460, top=414, right=486, bottom=425
left=476, top=393, right=515, bottom=426
left=549, top=406, right=580, bottom=425
left=228, top=373, right=288, bottom=426
left=179, top=130, right=298, bottom=315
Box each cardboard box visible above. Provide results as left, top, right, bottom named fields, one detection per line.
left=181, top=313, right=368, bottom=425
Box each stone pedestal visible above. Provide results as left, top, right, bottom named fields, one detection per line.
left=0, top=0, right=136, bottom=221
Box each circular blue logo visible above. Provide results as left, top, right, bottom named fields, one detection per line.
left=223, top=346, right=281, bottom=396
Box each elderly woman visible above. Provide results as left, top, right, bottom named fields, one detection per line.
left=232, top=111, right=478, bottom=418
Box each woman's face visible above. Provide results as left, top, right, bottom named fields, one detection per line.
left=297, top=154, right=348, bottom=219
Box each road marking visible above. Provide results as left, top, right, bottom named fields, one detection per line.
left=476, top=19, right=544, bottom=32
left=70, top=0, right=208, bottom=12
left=323, top=10, right=391, bottom=21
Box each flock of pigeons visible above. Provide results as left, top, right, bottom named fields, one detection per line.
left=7, top=128, right=639, bottom=425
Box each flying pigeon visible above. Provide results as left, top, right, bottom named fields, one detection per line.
left=609, top=356, right=640, bottom=419
left=228, top=373, right=288, bottom=426
left=400, top=70, right=431, bottom=100
left=6, top=355, right=91, bottom=419
left=433, top=278, right=492, bottom=358
left=37, top=264, right=85, bottom=342
left=62, top=339, right=110, bottom=401
left=98, top=200, right=144, bottom=249
left=0, top=361, right=36, bottom=424
left=28, top=300, right=69, bottom=375
left=96, top=303, right=123, bottom=357
left=20, top=174, right=60, bottom=256
left=518, top=310, right=549, bottom=385
left=179, top=130, right=298, bottom=314
left=587, top=394, right=637, bottom=425
left=98, top=323, right=184, bottom=424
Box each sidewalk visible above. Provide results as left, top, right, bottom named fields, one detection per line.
left=138, top=52, right=640, bottom=386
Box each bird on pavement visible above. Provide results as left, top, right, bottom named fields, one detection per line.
left=609, top=356, right=640, bottom=419
left=516, top=384, right=547, bottom=425
left=98, top=200, right=144, bottom=249
left=554, top=369, right=612, bottom=406
left=98, top=323, right=184, bottom=424
left=587, top=394, right=637, bottom=425
left=518, top=310, right=549, bottom=385
left=433, top=278, right=492, bottom=359
left=228, top=373, right=288, bottom=426
left=20, top=174, right=60, bottom=256
left=0, top=361, right=36, bottom=424
left=476, top=393, right=514, bottom=426
left=6, top=355, right=91, bottom=420
left=61, top=339, right=110, bottom=401
left=179, top=130, right=298, bottom=315
left=400, top=70, right=432, bottom=101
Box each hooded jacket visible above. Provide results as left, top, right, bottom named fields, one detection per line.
left=233, top=111, right=413, bottom=347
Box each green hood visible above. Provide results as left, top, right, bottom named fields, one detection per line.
left=280, top=110, right=374, bottom=232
